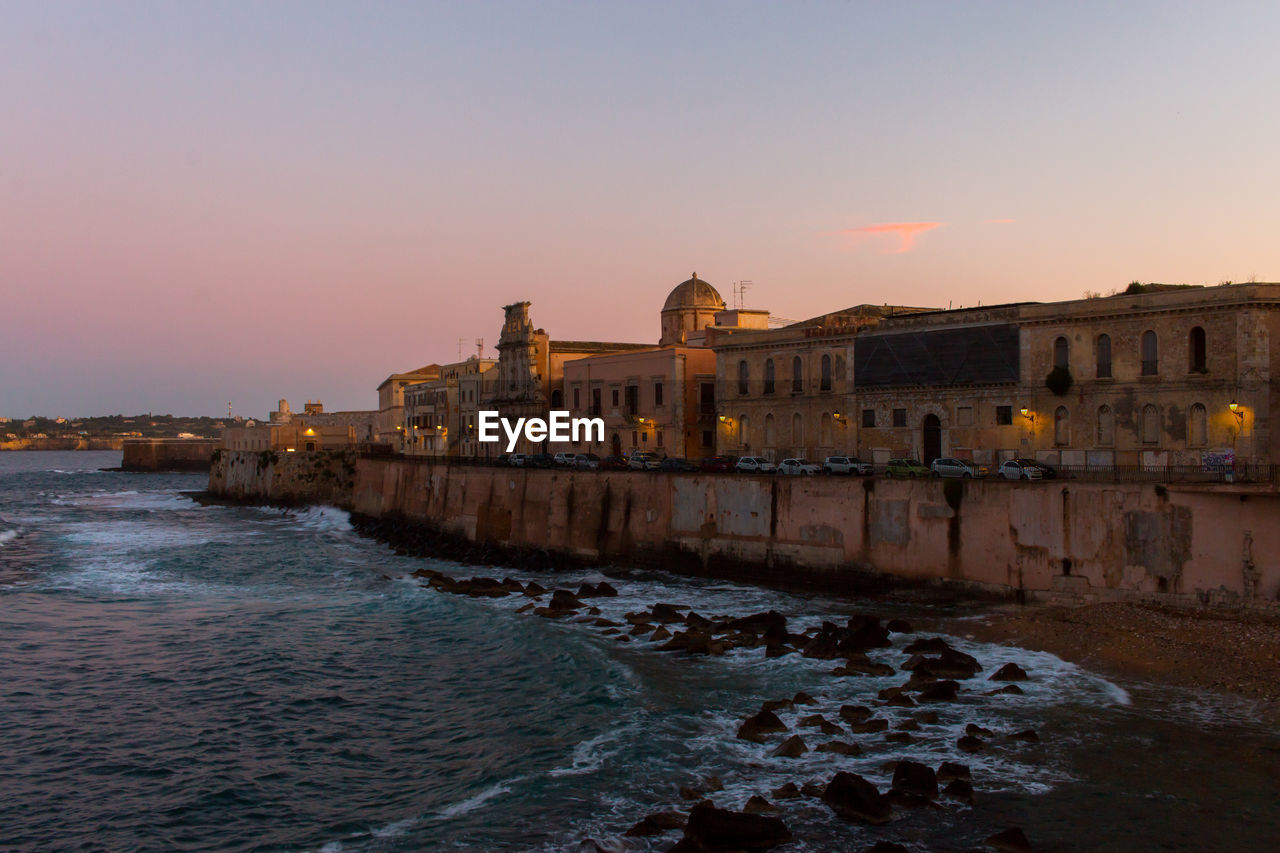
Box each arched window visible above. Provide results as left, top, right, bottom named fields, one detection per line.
left=739, top=414, right=749, bottom=448
left=551, top=389, right=563, bottom=409
left=792, top=412, right=804, bottom=447
left=763, top=413, right=775, bottom=446
left=819, top=412, right=833, bottom=446
left=763, top=359, right=775, bottom=395
left=1141, top=404, right=1161, bottom=444
left=1189, top=327, right=1207, bottom=373
left=738, top=360, right=749, bottom=395
left=820, top=354, right=832, bottom=391
left=1054, top=406, right=1070, bottom=446
left=834, top=354, right=845, bottom=387
left=1096, top=334, right=1112, bottom=378
left=792, top=356, right=803, bottom=392
left=1053, top=336, right=1069, bottom=369
left=1188, top=403, right=1207, bottom=446
left=1141, top=331, right=1158, bottom=375
left=1096, top=405, right=1114, bottom=446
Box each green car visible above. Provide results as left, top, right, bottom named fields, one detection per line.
left=885, top=458, right=930, bottom=478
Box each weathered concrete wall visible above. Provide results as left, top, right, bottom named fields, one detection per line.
left=209, top=449, right=357, bottom=504
left=121, top=438, right=217, bottom=471
left=211, top=452, right=1280, bottom=609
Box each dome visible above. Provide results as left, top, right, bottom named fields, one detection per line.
left=662, top=273, right=725, bottom=312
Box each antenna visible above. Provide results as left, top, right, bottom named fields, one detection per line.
left=475, top=338, right=484, bottom=358
left=227, top=401, right=232, bottom=418
left=738, top=280, right=752, bottom=309
left=457, top=338, right=464, bottom=360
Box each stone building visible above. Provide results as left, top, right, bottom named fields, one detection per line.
left=376, top=366, right=440, bottom=446
left=561, top=275, right=770, bottom=459
left=714, top=282, right=1280, bottom=470
left=402, top=356, right=498, bottom=457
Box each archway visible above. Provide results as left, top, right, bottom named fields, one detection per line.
left=922, top=414, right=941, bottom=464
left=611, top=432, right=622, bottom=457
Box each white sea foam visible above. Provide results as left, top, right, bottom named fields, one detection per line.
left=283, top=505, right=354, bottom=535
left=549, top=726, right=629, bottom=777
left=0, top=528, right=18, bottom=547
left=438, top=776, right=523, bottom=818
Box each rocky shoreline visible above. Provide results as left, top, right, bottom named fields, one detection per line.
left=951, top=602, right=1280, bottom=711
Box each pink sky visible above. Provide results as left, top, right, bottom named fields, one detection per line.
left=3, top=2, right=1279, bottom=417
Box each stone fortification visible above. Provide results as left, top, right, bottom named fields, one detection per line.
left=121, top=438, right=218, bottom=471
left=208, top=451, right=1279, bottom=609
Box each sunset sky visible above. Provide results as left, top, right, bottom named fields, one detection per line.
left=3, top=1, right=1279, bottom=417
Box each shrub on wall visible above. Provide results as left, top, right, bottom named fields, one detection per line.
left=1045, top=365, right=1073, bottom=396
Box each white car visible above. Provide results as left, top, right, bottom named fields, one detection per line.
left=628, top=452, right=663, bottom=471
left=998, top=459, right=1044, bottom=480
left=823, top=456, right=874, bottom=475
left=552, top=452, right=577, bottom=467
left=508, top=453, right=529, bottom=467
left=778, top=458, right=820, bottom=476
left=929, top=457, right=989, bottom=479
left=734, top=456, right=777, bottom=474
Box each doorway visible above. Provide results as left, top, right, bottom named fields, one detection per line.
left=922, top=414, right=941, bottom=464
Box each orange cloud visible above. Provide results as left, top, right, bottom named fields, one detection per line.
left=831, top=221, right=943, bottom=253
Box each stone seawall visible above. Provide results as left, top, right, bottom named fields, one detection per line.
left=209, top=451, right=1280, bottom=608
left=122, top=438, right=218, bottom=471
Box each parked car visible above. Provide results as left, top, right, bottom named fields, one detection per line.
left=526, top=453, right=554, bottom=469
left=552, top=452, right=577, bottom=467
left=700, top=455, right=739, bottom=473
left=930, top=457, right=989, bottom=479
left=659, top=457, right=701, bottom=473
left=778, top=458, right=820, bottom=476
left=823, top=455, right=873, bottom=475
left=628, top=451, right=663, bottom=471
left=600, top=455, right=629, bottom=471
left=508, top=453, right=529, bottom=467
left=884, top=458, right=929, bottom=478
left=1019, top=458, right=1057, bottom=479
left=998, top=459, right=1043, bottom=480
left=735, top=456, right=778, bottom=474
left=573, top=453, right=601, bottom=470
left=495, top=453, right=512, bottom=467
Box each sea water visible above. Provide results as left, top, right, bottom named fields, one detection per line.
left=1, top=451, right=1277, bottom=852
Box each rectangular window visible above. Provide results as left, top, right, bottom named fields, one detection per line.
left=573, top=388, right=581, bottom=409
left=702, top=429, right=713, bottom=447
left=656, top=430, right=664, bottom=447
left=612, top=389, right=620, bottom=407
left=957, top=406, right=973, bottom=426
left=654, top=382, right=664, bottom=407
left=892, top=408, right=907, bottom=427
left=700, top=382, right=715, bottom=414
left=632, top=430, right=638, bottom=446
left=861, top=409, right=875, bottom=428
left=591, top=388, right=602, bottom=416
left=996, top=405, right=1012, bottom=425
left=625, top=385, right=639, bottom=415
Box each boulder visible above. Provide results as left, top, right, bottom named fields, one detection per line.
left=792, top=691, right=818, bottom=705
left=548, top=589, right=584, bottom=610
left=737, top=709, right=788, bottom=742
left=894, top=718, right=920, bottom=731
left=762, top=698, right=795, bottom=712
left=891, top=760, right=938, bottom=799
left=1008, top=728, right=1040, bottom=743
left=523, top=581, right=547, bottom=595
left=592, top=618, right=621, bottom=628
left=800, top=781, right=826, bottom=798
left=916, top=680, right=960, bottom=703
left=650, top=602, right=686, bottom=623
left=833, top=658, right=896, bottom=677
left=684, top=611, right=715, bottom=631
left=956, top=735, right=985, bottom=753
left=660, top=629, right=725, bottom=655
left=770, top=782, right=801, bottom=799
left=942, top=779, right=976, bottom=804
left=815, top=740, right=862, bottom=756
left=990, top=662, right=1029, bottom=681
left=965, top=723, right=994, bottom=737
left=885, top=732, right=915, bottom=744
left=821, top=772, right=891, bottom=825
left=914, top=710, right=939, bottom=724
left=838, top=704, right=873, bottom=723
left=847, top=718, right=888, bottom=734
left=797, top=714, right=829, bottom=728
left=680, top=803, right=792, bottom=851
left=886, top=618, right=913, bottom=634
left=883, top=693, right=916, bottom=708
left=986, top=826, right=1033, bottom=852
left=903, top=637, right=953, bottom=654
left=986, top=684, right=1025, bottom=696
left=629, top=623, right=654, bottom=636
left=936, top=761, right=970, bottom=783
left=650, top=627, right=672, bottom=642
left=771, top=735, right=808, bottom=758
left=624, top=811, right=687, bottom=836
left=742, top=795, right=780, bottom=815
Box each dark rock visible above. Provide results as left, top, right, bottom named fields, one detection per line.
left=821, top=772, right=891, bottom=825
left=797, top=714, right=828, bottom=728
left=899, top=653, right=926, bottom=671
left=624, top=811, right=687, bottom=836
left=818, top=719, right=844, bottom=735
left=515, top=602, right=536, bottom=614
left=915, top=710, right=939, bottom=724
left=878, top=686, right=907, bottom=700
left=847, top=718, right=888, bottom=734
left=650, top=626, right=672, bottom=642
left=936, top=761, right=970, bottom=783
left=839, top=704, right=873, bottom=723
left=764, top=643, right=795, bottom=657
left=833, top=658, right=896, bottom=677
left=903, top=637, right=953, bottom=654
left=792, top=691, right=817, bottom=705
left=771, top=734, right=808, bottom=758
left=704, top=775, right=724, bottom=792
left=894, top=718, right=920, bottom=731
left=990, top=662, right=1029, bottom=681
left=815, top=740, right=862, bottom=756
left=548, top=589, right=584, bottom=610
left=916, top=680, right=960, bottom=702
left=884, top=789, right=942, bottom=810
left=592, top=618, right=620, bottom=628
left=883, top=693, right=916, bottom=708
left=681, top=803, right=792, bottom=851
left=1008, top=728, right=1040, bottom=743
left=660, top=629, right=726, bottom=655
left=885, top=732, right=916, bottom=744
left=771, top=782, right=801, bottom=799
left=891, top=760, right=938, bottom=799
left=942, top=779, right=976, bottom=804
left=965, top=723, right=994, bottom=737
left=629, top=623, right=654, bottom=635
left=650, top=602, right=686, bottom=623
left=523, top=581, right=547, bottom=595
left=986, top=826, right=1033, bottom=852
left=762, top=699, right=795, bottom=712
left=684, top=611, right=715, bottom=631
left=956, top=735, right=985, bottom=753
left=800, top=781, right=826, bottom=798
left=737, top=709, right=788, bottom=742
left=886, top=618, right=913, bottom=634
left=533, top=607, right=573, bottom=619
left=986, top=684, right=1025, bottom=696
left=587, top=606, right=602, bottom=616
left=742, top=795, right=780, bottom=815
left=625, top=611, right=653, bottom=625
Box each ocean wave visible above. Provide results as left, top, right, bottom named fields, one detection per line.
left=437, top=776, right=524, bottom=818
left=0, top=528, right=18, bottom=547
left=281, top=505, right=355, bottom=535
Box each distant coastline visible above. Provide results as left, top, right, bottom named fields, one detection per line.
left=0, top=438, right=125, bottom=452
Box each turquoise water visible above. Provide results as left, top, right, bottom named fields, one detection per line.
left=1, top=451, right=1277, bottom=852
